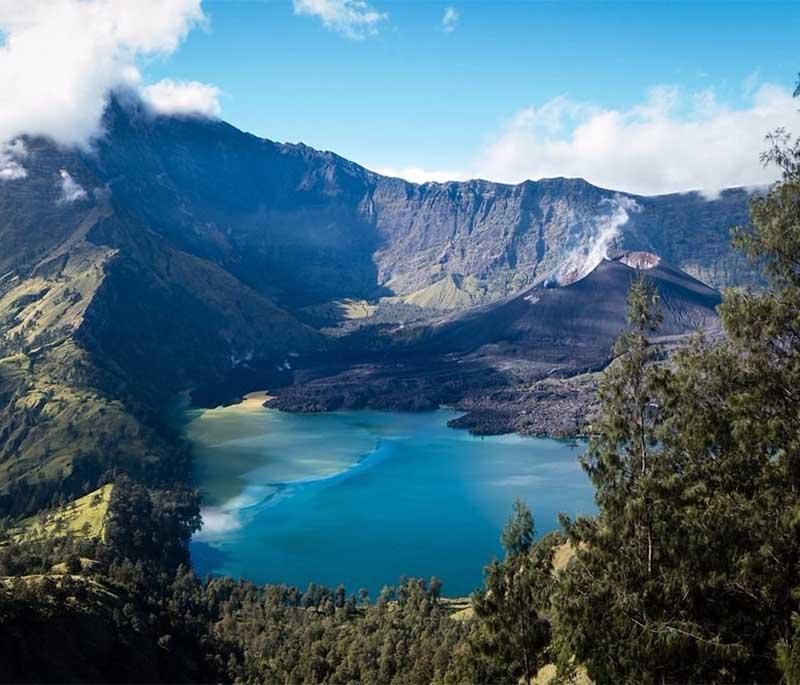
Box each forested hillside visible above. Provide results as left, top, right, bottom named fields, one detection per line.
left=0, top=0, right=796, bottom=681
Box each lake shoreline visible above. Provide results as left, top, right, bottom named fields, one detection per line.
left=185, top=350, right=601, bottom=440
left=240, top=390, right=276, bottom=409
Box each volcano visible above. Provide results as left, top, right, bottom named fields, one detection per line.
left=424, top=251, right=721, bottom=366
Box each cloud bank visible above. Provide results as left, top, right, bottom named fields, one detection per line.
left=293, top=0, right=387, bottom=39
left=374, top=164, right=468, bottom=184
left=383, top=83, right=800, bottom=197
left=0, top=0, right=217, bottom=178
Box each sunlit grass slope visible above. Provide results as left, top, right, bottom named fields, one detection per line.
left=9, top=483, right=114, bottom=544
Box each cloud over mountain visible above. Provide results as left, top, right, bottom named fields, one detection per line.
left=478, top=84, right=800, bottom=197
left=373, top=165, right=468, bottom=184
left=141, top=79, right=221, bottom=117
left=380, top=83, right=800, bottom=197
left=0, top=0, right=214, bottom=176
left=57, top=169, right=88, bottom=204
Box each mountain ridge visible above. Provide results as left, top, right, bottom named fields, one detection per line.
left=85, top=97, right=757, bottom=304
left=3, top=98, right=755, bottom=301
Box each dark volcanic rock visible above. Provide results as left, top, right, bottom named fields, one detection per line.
left=265, top=254, right=722, bottom=437
left=266, top=357, right=511, bottom=415
left=448, top=373, right=602, bottom=437
left=424, top=253, right=721, bottom=363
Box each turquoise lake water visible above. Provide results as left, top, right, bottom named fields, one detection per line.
left=186, top=405, right=595, bottom=597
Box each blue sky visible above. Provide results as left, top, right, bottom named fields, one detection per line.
left=136, top=0, right=800, bottom=192
left=0, top=1, right=798, bottom=195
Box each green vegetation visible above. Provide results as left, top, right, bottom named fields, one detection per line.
left=0, top=240, right=173, bottom=518
left=399, top=274, right=478, bottom=310
left=547, top=119, right=800, bottom=681
left=470, top=500, right=554, bottom=684
left=7, top=484, right=114, bottom=545
left=0, top=329, right=182, bottom=520
left=302, top=298, right=378, bottom=322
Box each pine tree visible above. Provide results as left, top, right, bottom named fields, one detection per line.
left=470, top=499, right=553, bottom=685
left=549, top=273, right=739, bottom=684
left=553, top=86, right=800, bottom=683
left=724, top=119, right=800, bottom=683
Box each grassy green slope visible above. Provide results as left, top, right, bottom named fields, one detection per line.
left=8, top=484, right=114, bottom=544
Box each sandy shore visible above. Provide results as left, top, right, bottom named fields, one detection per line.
left=240, top=390, right=276, bottom=409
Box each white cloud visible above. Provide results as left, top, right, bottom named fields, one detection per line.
left=476, top=83, right=800, bottom=197
left=378, top=83, right=800, bottom=197
left=0, top=160, right=26, bottom=180
left=441, top=6, right=459, bottom=33
left=141, top=78, right=221, bottom=117
left=0, top=0, right=211, bottom=179
left=373, top=165, right=467, bottom=184
left=57, top=169, right=88, bottom=204
left=0, top=140, right=27, bottom=180
left=293, top=0, right=386, bottom=39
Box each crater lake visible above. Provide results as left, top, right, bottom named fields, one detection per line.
left=183, top=402, right=595, bottom=597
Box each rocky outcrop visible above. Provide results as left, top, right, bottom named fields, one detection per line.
left=370, top=177, right=752, bottom=298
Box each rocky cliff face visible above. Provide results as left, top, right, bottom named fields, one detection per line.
left=68, top=97, right=754, bottom=313
left=370, top=177, right=752, bottom=301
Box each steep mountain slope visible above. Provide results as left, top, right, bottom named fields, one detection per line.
left=0, top=125, right=322, bottom=515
